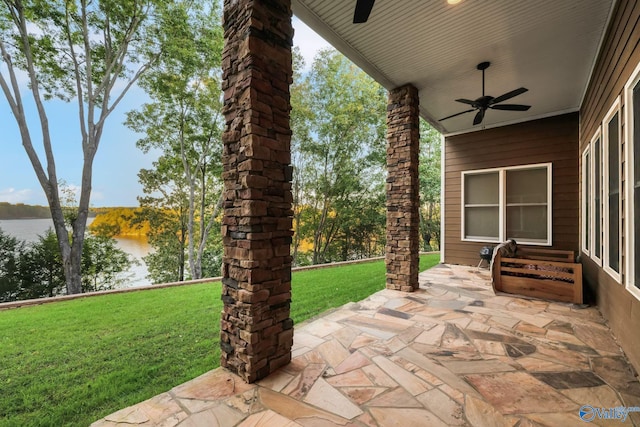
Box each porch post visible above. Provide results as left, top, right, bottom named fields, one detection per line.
left=385, top=84, right=420, bottom=291
left=220, top=0, right=294, bottom=383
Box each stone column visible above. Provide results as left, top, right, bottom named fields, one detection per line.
left=220, top=0, right=294, bottom=383
left=385, top=84, right=420, bottom=292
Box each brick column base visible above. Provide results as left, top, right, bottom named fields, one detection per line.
left=385, top=84, right=420, bottom=292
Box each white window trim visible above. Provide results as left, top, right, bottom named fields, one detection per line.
left=590, top=128, right=603, bottom=266
left=461, top=162, right=552, bottom=246
left=581, top=146, right=590, bottom=256
left=625, top=60, right=640, bottom=300
left=602, top=96, right=622, bottom=283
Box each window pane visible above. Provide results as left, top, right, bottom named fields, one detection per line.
left=506, top=168, right=547, bottom=204
left=609, top=113, right=620, bottom=195
left=635, top=184, right=640, bottom=288
left=507, top=206, right=547, bottom=240
left=634, top=81, right=640, bottom=287
left=585, top=152, right=590, bottom=250
left=594, top=138, right=601, bottom=258
left=465, top=172, right=499, bottom=205
left=505, top=166, right=548, bottom=243
left=465, top=206, right=499, bottom=239
left=607, top=112, right=620, bottom=273
left=609, top=193, right=620, bottom=272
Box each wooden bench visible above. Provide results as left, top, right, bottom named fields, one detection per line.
left=491, top=248, right=583, bottom=304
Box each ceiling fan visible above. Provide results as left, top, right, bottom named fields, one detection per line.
left=439, top=62, right=531, bottom=126
left=353, top=0, right=375, bottom=23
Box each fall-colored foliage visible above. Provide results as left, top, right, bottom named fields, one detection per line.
left=89, top=208, right=150, bottom=238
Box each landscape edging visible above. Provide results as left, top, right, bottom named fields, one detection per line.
left=0, top=252, right=438, bottom=310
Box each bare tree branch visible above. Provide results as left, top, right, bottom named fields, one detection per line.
left=63, top=2, right=88, bottom=143
left=5, top=0, right=60, bottom=203
left=0, top=40, right=49, bottom=187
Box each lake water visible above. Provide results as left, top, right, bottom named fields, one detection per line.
left=0, top=218, right=152, bottom=288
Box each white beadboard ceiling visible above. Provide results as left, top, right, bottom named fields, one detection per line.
left=291, top=0, right=615, bottom=135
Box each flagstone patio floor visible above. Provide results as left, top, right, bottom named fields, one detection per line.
left=92, top=264, right=640, bottom=426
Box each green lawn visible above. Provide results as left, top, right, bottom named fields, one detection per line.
left=0, top=254, right=439, bottom=427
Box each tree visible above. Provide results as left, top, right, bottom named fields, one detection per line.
left=89, top=207, right=150, bottom=237
left=333, top=190, right=386, bottom=260
left=419, top=119, right=442, bottom=251
left=19, top=229, right=66, bottom=299
left=135, top=194, right=188, bottom=284
left=125, top=0, right=223, bottom=280
left=0, top=0, right=180, bottom=294
left=0, top=228, right=22, bottom=302
left=291, top=49, right=387, bottom=264
left=3, top=227, right=132, bottom=301
left=290, top=47, right=313, bottom=265
left=81, top=234, right=133, bottom=292
left=20, top=228, right=134, bottom=299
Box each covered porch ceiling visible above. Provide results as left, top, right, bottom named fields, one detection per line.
left=291, top=0, right=615, bottom=136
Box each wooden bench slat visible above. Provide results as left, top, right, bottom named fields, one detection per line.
left=500, top=266, right=576, bottom=281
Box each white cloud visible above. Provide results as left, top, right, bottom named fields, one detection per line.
left=292, top=17, right=331, bottom=71
left=0, top=188, right=34, bottom=204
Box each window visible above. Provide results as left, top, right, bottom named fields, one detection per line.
left=603, top=98, right=622, bottom=282
left=462, top=163, right=551, bottom=245
left=582, top=146, right=590, bottom=256
left=590, top=129, right=603, bottom=265
left=463, top=171, right=500, bottom=241
left=506, top=167, right=549, bottom=241
left=625, top=61, right=640, bottom=299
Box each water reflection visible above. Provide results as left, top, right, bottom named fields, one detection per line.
left=113, top=236, right=152, bottom=287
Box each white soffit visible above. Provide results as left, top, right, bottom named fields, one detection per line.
left=291, top=0, right=615, bottom=135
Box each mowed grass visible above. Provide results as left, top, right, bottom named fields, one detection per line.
left=0, top=253, right=439, bottom=427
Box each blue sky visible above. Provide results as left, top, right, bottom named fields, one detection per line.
left=0, top=17, right=329, bottom=207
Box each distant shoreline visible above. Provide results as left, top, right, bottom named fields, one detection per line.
left=0, top=205, right=150, bottom=239
left=0, top=202, right=107, bottom=220
left=0, top=214, right=98, bottom=220
left=0, top=216, right=50, bottom=220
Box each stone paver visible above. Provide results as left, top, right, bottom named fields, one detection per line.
left=92, top=264, right=640, bottom=427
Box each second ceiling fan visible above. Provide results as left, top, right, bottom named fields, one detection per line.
left=440, top=62, right=531, bottom=126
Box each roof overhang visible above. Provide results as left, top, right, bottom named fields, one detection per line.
left=291, top=0, right=615, bottom=136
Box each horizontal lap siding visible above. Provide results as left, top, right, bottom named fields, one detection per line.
left=444, top=113, right=579, bottom=266
left=581, top=0, right=640, bottom=142
left=579, top=0, right=640, bottom=372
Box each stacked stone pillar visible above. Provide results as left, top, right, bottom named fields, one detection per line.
left=220, top=0, right=294, bottom=383
left=385, top=84, right=420, bottom=292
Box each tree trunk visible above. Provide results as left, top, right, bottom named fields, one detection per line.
left=292, top=209, right=301, bottom=265
left=342, top=231, right=349, bottom=261
left=291, top=177, right=301, bottom=265
left=65, top=242, right=84, bottom=294
left=179, top=213, right=187, bottom=282
left=192, top=163, right=207, bottom=280
left=313, top=201, right=329, bottom=264
left=178, top=242, right=185, bottom=282
left=187, top=193, right=196, bottom=279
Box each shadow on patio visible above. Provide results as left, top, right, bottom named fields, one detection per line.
left=93, top=264, right=640, bottom=426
